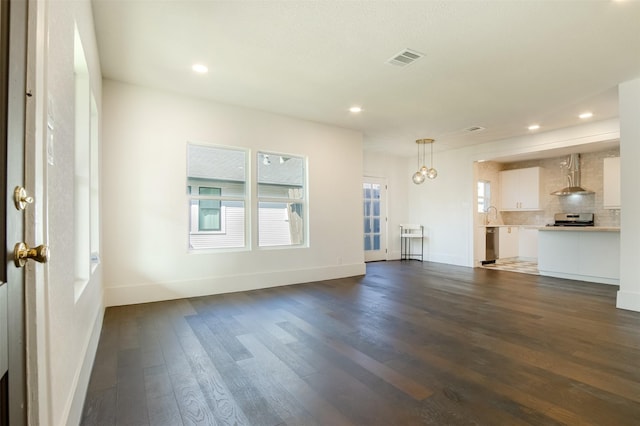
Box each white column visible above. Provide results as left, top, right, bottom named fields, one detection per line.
left=617, top=78, right=640, bottom=312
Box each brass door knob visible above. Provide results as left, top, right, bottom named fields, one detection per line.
left=14, top=242, right=50, bottom=267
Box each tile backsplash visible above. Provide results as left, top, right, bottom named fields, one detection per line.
left=477, top=148, right=620, bottom=227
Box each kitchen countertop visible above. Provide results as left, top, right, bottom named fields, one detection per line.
left=478, top=224, right=545, bottom=229
left=479, top=224, right=620, bottom=232
left=539, top=226, right=620, bottom=232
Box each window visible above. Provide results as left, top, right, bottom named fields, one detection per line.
left=198, top=187, right=221, bottom=231
left=186, top=145, right=307, bottom=250
left=90, top=93, right=100, bottom=266
left=187, top=144, right=247, bottom=249
left=74, top=24, right=91, bottom=300
left=257, top=152, right=306, bottom=247
left=477, top=180, right=491, bottom=213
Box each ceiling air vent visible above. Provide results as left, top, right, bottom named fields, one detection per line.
left=464, top=126, right=486, bottom=133
left=386, top=49, right=424, bottom=67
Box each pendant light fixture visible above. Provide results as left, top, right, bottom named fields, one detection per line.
left=412, top=138, right=437, bottom=184
left=412, top=139, right=426, bottom=184
left=426, top=139, right=437, bottom=179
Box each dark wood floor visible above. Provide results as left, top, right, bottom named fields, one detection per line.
left=81, top=261, right=640, bottom=425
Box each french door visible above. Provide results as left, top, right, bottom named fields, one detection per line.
left=363, top=177, right=387, bottom=262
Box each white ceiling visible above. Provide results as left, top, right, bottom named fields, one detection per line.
left=91, top=0, right=640, bottom=158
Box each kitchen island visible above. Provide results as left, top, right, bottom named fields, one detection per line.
left=538, top=227, right=620, bottom=285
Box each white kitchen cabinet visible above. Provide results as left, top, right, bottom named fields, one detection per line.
left=498, top=226, right=519, bottom=259
left=500, top=170, right=521, bottom=210
left=499, top=167, right=541, bottom=211
left=603, top=157, right=620, bottom=209
left=518, top=228, right=538, bottom=260
left=579, top=232, right=620, bottom=280
left=538, top=229, right=620, bottom=285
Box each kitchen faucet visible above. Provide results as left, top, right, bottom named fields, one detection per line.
left=484, top=205, right=498, bottom=225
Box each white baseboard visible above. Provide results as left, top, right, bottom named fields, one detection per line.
left=427, top=253, right=471, bottom=267
left=390, top=250, right=470, bottom=266
left=105, top=263, right=366, bottom=307
left=388, top=250, right=402, bottom=260
left=538, top=270, right=619, bottom=285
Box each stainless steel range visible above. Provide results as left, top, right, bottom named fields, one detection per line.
left=549, top=212, right=594, bottom=227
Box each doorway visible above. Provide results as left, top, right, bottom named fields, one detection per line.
left=363, top=177, right=387, bottom=262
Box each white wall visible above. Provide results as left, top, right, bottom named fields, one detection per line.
left=408, top=148, right=476, bottom=266
left=363, top=151, right=409, bottom=259
left=102, top=81, right=365, bottom=306
left=32, top=0, right=104, bottom=424
left=617, top=77, right=640, bottom=312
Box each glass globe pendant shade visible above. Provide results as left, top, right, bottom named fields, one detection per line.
left=412, top=171, right=425, bottom=184
left=412, top=138, right=436, bottom=184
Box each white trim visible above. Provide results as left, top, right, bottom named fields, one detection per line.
left=538, top=270, right=619, bottom=285
left=65, top=306, right=105, bottom=425
left=105, top=263, right=366, bottom=307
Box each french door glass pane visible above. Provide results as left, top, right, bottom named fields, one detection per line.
left=373, top=234, right=380, bottom=250
left=363, top=184, right=371, bottom=199
left=363, top=183, right=382, bottom=252
left=373, top=200, right=380, bottom=216
left=364, top=235, right=372, bottom=250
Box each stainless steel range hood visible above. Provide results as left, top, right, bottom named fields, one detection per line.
left=551, top=153, right=594, bottom=195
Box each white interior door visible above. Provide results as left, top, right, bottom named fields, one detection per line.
left=1, top=0, right=28, bottom=423
left=363, top=177, right=387, bottom=262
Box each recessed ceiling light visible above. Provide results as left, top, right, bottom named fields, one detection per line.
left=192, top=63, right=208, bottom=74
left=528, top=124, right=540, bottom=131
left=349, top=106, right=363, bottom=113
left=579, top=112, right=593, bottom=119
